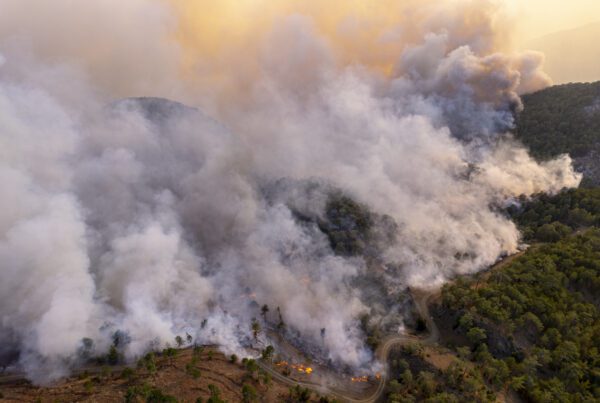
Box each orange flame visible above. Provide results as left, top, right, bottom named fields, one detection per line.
left=351, top=375, right=369, bottom=383
left=351, top=373, right=379, bottom=383
left=274, top=361, right=313, bottom=374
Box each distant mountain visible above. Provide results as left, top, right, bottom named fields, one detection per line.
left=526, top=22, right=600, bottom=84
left=514, top=81, right=600, bottom=185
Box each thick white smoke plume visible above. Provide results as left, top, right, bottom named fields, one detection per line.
left=0, top=0, right=581, bottom=383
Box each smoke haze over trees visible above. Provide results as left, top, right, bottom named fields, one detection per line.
left=515, top=81, right=600, bottom=185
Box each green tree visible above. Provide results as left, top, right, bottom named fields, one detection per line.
left=107, top=345, right=120, bottom=365
left=186, top=363, right=201, bottom=379
left=289, top=385, right=312, bottom=402
left=261, top=345, right=274, bottom=361
left=138, top=352, right=157, bottom=373
left=121, top=367, right=135, bottom=380
left=261, top=371, right=272, bottom=388
left=466, top=327, right=486, bottom=345
left=416, top=371, right=436, bottom=398
left=245, top=358, right=259, bottom=378
left=241, top=384, right=257, bottom=403
left=400, top=369, right=413, bottom=388
left=207, top=384, right=225, bottom=403
left=251, top=318, right=261, bottom=341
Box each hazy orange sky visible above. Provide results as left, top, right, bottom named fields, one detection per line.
left=507, top=0, right=600, bottom=83
left=167, top=0, right=600, bottom=85
left=507, top=0, right=600, bottom=42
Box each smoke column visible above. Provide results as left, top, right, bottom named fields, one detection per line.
left=0, top=0, right=581, bottom=383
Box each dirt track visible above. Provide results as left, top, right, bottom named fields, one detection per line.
left=257, top=248, right=525, bottom=403
left=257, top=288, right=440, bottom=403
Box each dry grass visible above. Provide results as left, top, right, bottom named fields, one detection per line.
left=0, top=347, right=296, bottom=402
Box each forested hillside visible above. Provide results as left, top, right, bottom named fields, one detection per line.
left=397, top=188, right=600, bottom=403
left=509, top=187, right=600, bottom=241
left=440, top=231, right=600, bottom=402
left=387, top=85, right=600, bottom=401
left=515, top=81, right=600, bottom=185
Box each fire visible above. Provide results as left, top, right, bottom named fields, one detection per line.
left=350, top=373, right=380, bottom=383
left=292, top=364, right=313, bottom=374
left=275, top=361, right=313, bottom=375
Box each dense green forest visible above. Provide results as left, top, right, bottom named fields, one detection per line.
left=515, top=81, right=600, bottom=160
left=509, top=187, right=600, bottom=241
left=385, top=228, right=600, bottom=402
left=397, top=188, right=600, bottom=403
left=386, top=343, right=498, bottom=402
left=382, top=83, right=600, bottom=401
left=440, top=230, right=600, bottom=402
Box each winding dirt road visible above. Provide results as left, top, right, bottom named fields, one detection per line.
left=262, top=251, right=526, bottom=402
left=257, top=289, right=441, bottom=403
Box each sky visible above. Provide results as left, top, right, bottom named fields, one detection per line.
left=166, top=0, right=600, bottom=87
left=507, top=0, right=600, bottom=42
left=507, top=0, right=600, bottom=83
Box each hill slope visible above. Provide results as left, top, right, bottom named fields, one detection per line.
left=515, top=81, right=600, bottom=185
left=0, top=347, right=327, bottom=402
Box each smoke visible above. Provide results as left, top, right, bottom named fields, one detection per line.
left=0, top=0, right=580, bottom=384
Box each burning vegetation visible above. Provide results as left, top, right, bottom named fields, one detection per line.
left=276, top=361, right=314, bottom=375
left=350, top=373, right=381, bottom=383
